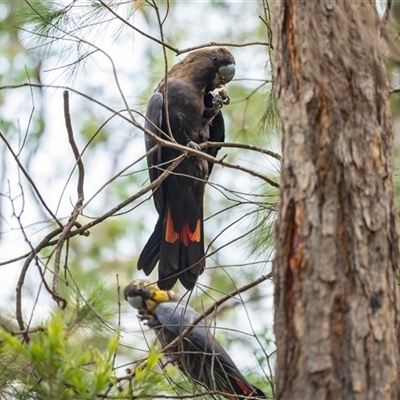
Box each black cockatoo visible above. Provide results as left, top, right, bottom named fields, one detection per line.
left=137, top=47, right=235, bottom=290
left=124, top=279, right=266, bottom=399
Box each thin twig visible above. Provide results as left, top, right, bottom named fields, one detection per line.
left=18, top=68, right=35, bottom=157
left=7, top=326, right=44, bottom=336
left=56, top=109, right=128, bottom=215
left=201, top=141, right=281, bottom=161
left=74, top=153, right=186, bottom=233
left=0, top=131, right=63, bottom=228
left=177, top=41, right=272, bottom=55
left=16, top=227, right=63, bottom=331
left=139, top=126, right=280, bottom=188
left=3, top=154, right=186, bottom=287
left=84, top=144, right=160, bottom=210
left=64, top=90, right=85, bottom=201
left=97, top=0, right=178, bottom=53
left=2, top=83, right=280, bottom=223
left=265, top=350, right=276, bottom=398
left=25, top=1, right=138, bottom=127
left=65, top=266, right=116, bottom=332
left=86, top=0, right=271, bottom=57
left=150, top=0, right=174, bottom=141
left=52, top=91, right=86, bottom=309
left=1, top=84, right=280, bottom=186
left=382, top=0, right=392, bottom=27
left=0, top=83, right=142, bottom=130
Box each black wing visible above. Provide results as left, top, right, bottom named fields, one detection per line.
left=144, top=92, right=164, bottom=215
left=155, top=302, right=237, bottom=367
left=137, top=93, right=165, bottom=275
left=154, top=302, right=265, bottom=398
left=204, top=93, right=225, bottom=176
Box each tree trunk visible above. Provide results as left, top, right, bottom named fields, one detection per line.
left=273, top=1, right=400, bottom=399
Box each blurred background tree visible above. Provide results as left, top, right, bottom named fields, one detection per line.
left=0, top=0, right=278, bottom=398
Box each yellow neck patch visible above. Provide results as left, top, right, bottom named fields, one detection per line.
left=153, top=290, right=173, bottom=303
left=144, top=288, right=175, bottom=312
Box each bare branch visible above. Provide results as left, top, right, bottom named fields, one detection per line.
left=72, top=153, right=186, bottom=236
left=52, top=91, right=86, bottom=309
left=201, top=141, right=282, bottom=161
left=4, top=326, right=44, bottom=336
left=138, top=126, right=280, bottom=187
left=177, top=41, right=272, bottom=55
left=64, top=90, right=85, bottom=202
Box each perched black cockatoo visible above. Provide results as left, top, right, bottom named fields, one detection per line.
left=124, top=279, right=265, bottom=399
left=137, top=48, right=235, bottom=290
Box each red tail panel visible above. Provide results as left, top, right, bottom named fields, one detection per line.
left=222, top=378, right=256, bottom=399
left=181, top=218, right=201, bottom=246
left=165, top=208, right=179, bottom=243
left=165, top=208, right=201, bottom=247
left=235, top=378, right=253, bottom=396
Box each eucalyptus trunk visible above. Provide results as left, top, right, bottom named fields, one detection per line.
left=273, top=1, right=400, bottom=399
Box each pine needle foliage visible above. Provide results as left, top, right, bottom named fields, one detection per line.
left=0, top=311, right=117, bottom=399
left=0, top=311, right=173, bottom=399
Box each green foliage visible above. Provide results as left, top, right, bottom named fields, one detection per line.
left=0, top=312, right=175, bottom=399
left=249, top=186, right=279, bottom=258
left=261, top=86, right=282, bottom=136
left=130, top=347, right=174, bottom=397
left=0, top=311, right=117, bottom=399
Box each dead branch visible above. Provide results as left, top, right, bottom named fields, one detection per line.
left=52, top=91, right=86, bottom=309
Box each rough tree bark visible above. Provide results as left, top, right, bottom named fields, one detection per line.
left=273, top=1, right=400, bottom=399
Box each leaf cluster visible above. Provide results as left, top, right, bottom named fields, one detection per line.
left=0, top=310, right=176, bottom=399
left=0, top=311, right=117, bottom=399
